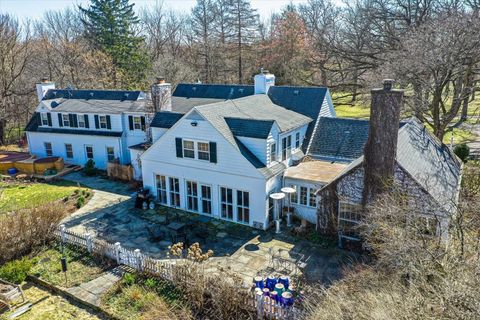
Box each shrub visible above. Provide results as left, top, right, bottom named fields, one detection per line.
left=454, top=143, right=470, bottom=162
left=0, top=257, right=34, bottom=284
left=123, top=272, right=136, bottom=286
left=76, top=196, right=85, bottom=208
left=83, top=159, right=97, bottom=176
left=144, top=278, right=158, bottom=289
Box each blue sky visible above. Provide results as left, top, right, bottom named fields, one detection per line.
left=0, top=0, right=335, bottom=21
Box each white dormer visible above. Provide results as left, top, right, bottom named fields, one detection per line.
left=36, top=77, right=55, bottom=102
left=254, top=69, right=275, bottom=94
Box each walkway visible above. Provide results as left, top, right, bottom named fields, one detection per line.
left=66, top=267, right=124, bottom=307
left=61, top=172, right=357, bottom=286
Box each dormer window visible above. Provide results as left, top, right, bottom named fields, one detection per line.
left=133, top=116, right=142, bottom=130
left=99, top=115, right=108, bottom=129
left=78, top=115, right=86, bottom=128
left=197, top=142, right=210, bottom=161
left=183, top=140, right=195, bottom=158
left=270, top=142, right=277, bottom=162
left=41, top=113, right=49, bottom=126
left=62, top=114, right=70, bottom=127
left=295, top=132, right=300, bottom=149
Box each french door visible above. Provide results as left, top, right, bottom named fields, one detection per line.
left=186, top=181, right=199, bottom=211
left=200, top=185, right=212, bottom=214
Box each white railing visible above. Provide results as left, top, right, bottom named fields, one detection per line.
left=56, top=225, right=302, bottom=319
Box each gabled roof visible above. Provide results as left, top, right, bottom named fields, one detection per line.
left=318, top=118, right=463, bottom=213
left=171, top=96, right=226, bottom=113
left=225, top=118, right=274, bottom=139
left=195, top=95, right=312, bottom=149
left=150, top=112, right=184, bottom=128
left=308, top=117, right=370, bottom=162
left=43, top=89, right=142, bottom=101
left=173, top=83, right=254, bottom=99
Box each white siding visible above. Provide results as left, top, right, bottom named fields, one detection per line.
left=284, top=177, right=321, bottom=224
left=130, top=148, right=144, bottom=180
left=141, top=112, right=270, bottom=228
left=27, top=132, right=122, bottom=170
left=151, top=127, right=168, bottom=142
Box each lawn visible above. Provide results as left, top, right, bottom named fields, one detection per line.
left=30, top=244, right=111, bottom=288
left=0, top=180, right=90, bottom=213
left=1, top=283, right=103, bottom=320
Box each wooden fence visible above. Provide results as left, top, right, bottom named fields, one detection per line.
left=55, top=225, right=302, bottom=319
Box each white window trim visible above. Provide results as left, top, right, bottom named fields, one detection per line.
left=197, top=141, right=210, bottom=161
left=99, top=115, right=108, bottom=129
left=182, top=140, right=195, bottom=158
left=62, top=114, right=70, bottom=127
left=185, top=180, right=199, bottom=212
left=133, top=116, right=142, bottom=130
left=182, top=139, right=211, bottom=161
left=289, top=184, right=317, bottom=208
left=44, top=142, right=53, bottom=156
left=219, top=186, right=234, bottom=221
left=106, top=146, right=115, bottom=162
left=338, top=201, right=362, bottom=241
left=155, top=174, right=168, bottom=205
left=236, top=189, right=250, bottom=224
left=65, top=144, right=73, bottom=159
left=200, top=184, right=212, bottom=215
left=85, top=145, right=94, bottom=159
left=41, top=113, right=49, bottom=126
left=168, top=176, right=181, bottom=207
left=269, top=141, right=277, bottom=163
left=78, top=114, right=86, bottom=128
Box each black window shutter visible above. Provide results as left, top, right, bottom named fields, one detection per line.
left=58, top=113, right=63, bottom=127
left=47, top=113, right=52, bottom=126
left=175, top=138, right=183, bottom=158
left=141, top=116, right=146, bottom=131
left=73, top=114, right=78, bottom=127
left=106, top=115, right=111, bottom=129
left=84, top=115, right=89, bottom=128
left=209, top=142, right=217, bottom=163
left=128, top=115, right=133, bottom=130
left=94, top=115, right=99, bottom=129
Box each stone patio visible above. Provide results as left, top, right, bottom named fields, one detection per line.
left=62, top=172, right=358, bottom=286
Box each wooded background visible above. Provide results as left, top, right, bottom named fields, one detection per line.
left=1, top=0, right=480, bottom=144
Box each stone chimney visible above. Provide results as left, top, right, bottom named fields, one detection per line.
left=362, top=79, right=404, bottom=204
left=151, top=77, right=172, bottom=112
left=254, top=68, right=275, bottom=94
left=36, top=77, right=55, bottom=102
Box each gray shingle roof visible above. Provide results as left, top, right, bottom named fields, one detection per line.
left=318, top=118, right=462, bottom=213
left=225, top=118, right=274, bottom=139
left=396, top=118, right=462, bottom=213
left=150, top=112, right=184, bottom=128
left=173, top=83, right=254, bottom=99
left=44, top=99, right=148, bottom=114
left=171, top=96, right=227, bottom=113
left=308, top=117, right=370, bottom=162
left=43, top=89, right=142, bottom=101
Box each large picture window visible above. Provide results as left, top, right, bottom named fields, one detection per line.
left=237, top=190, right=250, bottom=224
left=183, top=140, right=195, bottom=158
left=156, top=175, right=168, bottom=204
left=220, top=187, right=233, bottom=220
left=169, top=177, right=181, bottom=207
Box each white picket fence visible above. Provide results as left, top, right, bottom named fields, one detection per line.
left=55, top=225, right=303, bottom=319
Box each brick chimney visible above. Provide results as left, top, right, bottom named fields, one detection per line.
left=362, top=79, right=404, bottom=204
left=36, top=77, right=55, bottom=102
left=151, top=77, right=172, bottom=112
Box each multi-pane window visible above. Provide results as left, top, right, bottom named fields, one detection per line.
left=237, top=190, right=250, bottom=224
left=281, top=136, right=292, bottom=161
left=78, top=115, right=86, bottom=128
left=186, top=181, right=199, bottom=211
left=169, top=177, right=180, bottom=207
left=65, top=144, right=73, bottom=159
left=106, top=147, right=115, bottom=162
left=85, top=145, right=94, bottom=159
left=270, top=142, right=277, bottom=162
left=220, top=187, right=233, bottom=220
left=338, top=202, right=363, bottom=240
left=300, top=186, right=308, bottom=205
left=62, top=114, right=70, bottom=127
left=99, top=115, right=107, bottom=129
left=41, top=113, right=49, bottom=126
left=133, top=116, right=142, bottom=130
left=197, top=142, right=210, bottom=161
left=44, top=142, right=52, bottom=156
left=183, top=140, right=195, bottom=158
left=295, top=132, right=300, bottom=149
left=309, top=188, right=317, bottom=207
left=201, top=185, right=212, bottom=214
left=155, top=175, right=168, bottom=204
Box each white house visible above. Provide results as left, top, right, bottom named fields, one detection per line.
left=136, top=71, right=336, bottom=229
left=25, top=79, right=157, bottom=170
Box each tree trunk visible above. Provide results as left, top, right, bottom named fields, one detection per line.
left=0, top=119, right=6, bottom=145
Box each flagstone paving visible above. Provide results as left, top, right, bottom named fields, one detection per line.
left=61, top=172, right=358, bottom=286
